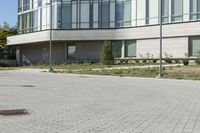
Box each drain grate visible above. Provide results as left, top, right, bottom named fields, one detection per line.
left=0, top=109, right=29, bottom=116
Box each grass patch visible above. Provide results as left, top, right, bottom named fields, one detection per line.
left=58, top=67, right=159, bottom=78
left=55, top=64, right=200, bottom=80
left=0, top=67, right=16, bottom=71
left=2, top=63, right=200, bottom=80
left=20, top=63, right=107, bottom=70
left=164, top=65, right=200, bottom=80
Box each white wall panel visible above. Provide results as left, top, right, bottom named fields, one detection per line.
left=137, top=37, right=188, bottom=58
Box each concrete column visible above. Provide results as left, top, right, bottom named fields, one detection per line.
left=16, top=46, right=22, bottom=66
left=121, top=41, right=125, bottom=58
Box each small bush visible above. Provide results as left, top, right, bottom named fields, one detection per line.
left=195, top=50, right=200, bottom=65
left=142, top=59, right=147, bottom=63
left=182, top=59, right=189, bottom=66
left=173, top=59, right=180, bottom=64
left=112, top=69, right=123, bottom=75
left=195, top=58, right=200, bottom=65
left=100, top=41, right=114, bottom=65
left=135, top=60, right=140, bottom=64
left=165, top=58, right=173, bottom=64
left=152, top=59, right=158, bottom=64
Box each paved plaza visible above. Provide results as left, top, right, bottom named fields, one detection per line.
left=0, top=70, right=200, bottom=133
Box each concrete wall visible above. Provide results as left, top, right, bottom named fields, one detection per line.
left=75, top=42, right=103, bottom=59
left=17, top=42, right=104, bottom=65
left=21, top=44, right=45, bottom=65
left=7, top=22, right=200, bottom=45
left=137, top=37, right=188, bottom=58
left=0, top=60, right=17, bottom=66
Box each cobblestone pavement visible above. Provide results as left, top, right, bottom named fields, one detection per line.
left=0, top=70, right=200, bottom=133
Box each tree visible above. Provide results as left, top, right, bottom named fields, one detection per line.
left=100, top=41, right=114, bottom=65
left=0, top=22, right=17, bottom=48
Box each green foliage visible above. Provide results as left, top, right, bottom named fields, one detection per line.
left=142, top=59, right=147, bottom=63
left=152, top=59, right=158, bottom=63
left=100, top=41, right=114, bottom=65
left=195, top=50, right=200, bottom=65
left=182, top=59, right=189, bottom=66
left=164, top=52, right=173, bottom=64
left=173, top=59, right=180, bottom=64
left=0, top=22, right=17, bottom=48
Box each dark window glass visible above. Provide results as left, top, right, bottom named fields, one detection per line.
left=62, top=0, right=71, bottom=29
left=23, top=0, right=30, bottom=11
left=99, top=0, right=109, bottom=28
left=112, top=41, right=122, bottom=58
left=171, top=0, right=183, bottom=22
left=68, top=46, right=76, bottom=58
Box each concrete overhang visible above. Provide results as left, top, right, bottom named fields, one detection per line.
left=7, top=21, right=200, bottom=46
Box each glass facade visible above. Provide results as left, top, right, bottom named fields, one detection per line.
left=18, top=0, right=200, bottom=34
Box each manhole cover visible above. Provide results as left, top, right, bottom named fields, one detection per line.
left=21, top=85, right=35, bottom=87
left=0, top=109, right=29, bottom=116
left=79, top=76, right=89, bottom=78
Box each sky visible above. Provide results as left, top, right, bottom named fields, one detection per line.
left=0, top=0, right=17, bottom=27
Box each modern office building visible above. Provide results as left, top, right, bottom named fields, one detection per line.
left=7, top=0, right=200, bottom=65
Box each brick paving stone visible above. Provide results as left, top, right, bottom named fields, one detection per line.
left=0, top=70, right=200, bottom=133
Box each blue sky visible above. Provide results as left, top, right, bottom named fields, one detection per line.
left=0, top=0, right=17, bottom=27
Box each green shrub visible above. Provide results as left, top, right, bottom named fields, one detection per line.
left=112, top=69, right=123, bottom=75
left=164, top=52, right=173, bottom=64
left=195, top=50, right=200, bottom=65
left=119, top=60, right=123, bottom=64
left=152, top=59, right=158, bottom=64
left=135, top=60, right=140, bottom=64
left=173, top=59, right=180, bottom=64
left=142, top=59, right=147, bottom=63
left=182, top=59, right=189, bottom=66
left=195, top=58, right=200, bottom=65
left=100, top=41, right=114, bottom=65
left=165, top=58, right=172, bottom=64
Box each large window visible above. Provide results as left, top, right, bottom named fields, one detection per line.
left=62, top=0, right=71, bottom=29
left=80, top=0, right=90, bottom=28
left=23, top=12, right=32, bottom=33
left=99, top=0, right=110, bottom=28
left=171, top=0, right=183, bottom=22
left=190, top=0, right=200, bottom=20
left=162, top=0, right=169, bottom=23
left=38, top=0, right=42, bottom=7
left=32, top=10, right=38, bottom=32
left=137, top=0, right=146, bottom=26
left=125, top=40, right=137, bottom=57
left=146, top=0, right=158, bottom=25
left=18, top=15, right=23, bottom=34
left=18, top=0, right=23, bottom=12
left=52, top=1, right=62, bottom=29
left=115, top=0, right=131, bottom=27
left=93, top=0, right=99, bottom=28
left=72, top=0, right=78, bottom=28
left=112, top=41, right=122, bottom=58
left=23, top=0, right=30, bottom=11
left=68, top=45, right=76, bottom=58
left=189, top=37, right=200, bottom=56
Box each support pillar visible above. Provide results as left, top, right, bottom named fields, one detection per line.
left=121, top=40, right=125, bottom=58
left=16, top=46, right=22, bottom=66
